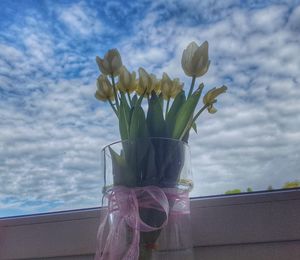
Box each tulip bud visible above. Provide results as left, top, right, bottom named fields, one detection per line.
left=181, top=41, right=210, bottom=77
left=203, top=85, right=227, bottom=113
left=96, top=49, right=123, bottom=76
left=95, top=75, right=115, bottom=102
left=118, top=66, right=136, bottom=93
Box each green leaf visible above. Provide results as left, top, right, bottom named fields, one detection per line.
left=128, top=90, right=147, bottom=140
left=158, top=93, right=164, bottom=108
left=181, top=114, right=193, bottom=142
left=119, top=93, right=131, bottom=140
left=135, top=91, right=145, bottom=108
left=131, top=94, right=138, bottom=107
left=109, top=147, right=136, bottom=186
left=146, top=92, right=166, bottom=137
left=129, top=106, right=147, bottom=140
left=172, top=89, right=202, bottom=139
left=165, top=91, right=186, bottom=137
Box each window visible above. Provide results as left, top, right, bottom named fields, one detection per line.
left=1, top=1, right=299, bottom=218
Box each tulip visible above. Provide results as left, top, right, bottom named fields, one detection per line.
left=96, top=49, right=123, bottom=76
left=137, top=67, right=156, bottom=96
left=117, top=66, right=136, bottom=93
left=95, top=75, right=115, bottom=102
left=181, top=41, right=210, bottom=78
left=151, top=74, right=161, bottom=94
left=160, top=72, right=172, bottom=97
left=161, top=73, right=183, bottom=100
left=172, top=78, right=183, bottom=96
left=203, top=85, right=227, bottom=113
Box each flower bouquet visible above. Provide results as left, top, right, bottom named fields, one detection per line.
left=94, top=41, right=227, bottom=260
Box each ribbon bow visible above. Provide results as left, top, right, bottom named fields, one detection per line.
left=95, top=186, right=190, bottom=260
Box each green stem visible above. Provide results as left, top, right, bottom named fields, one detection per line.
left=187, top=76, right=196, bottom=98
left=111, top=75, right=119, bottom=110
left=127, top=92, right=133, bottom=107
left=179, top=104, right=208, bottom=140
left=108, top=99, right=118, bottom=117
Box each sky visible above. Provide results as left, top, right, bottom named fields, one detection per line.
left=0, top=0, right=299, bottom=217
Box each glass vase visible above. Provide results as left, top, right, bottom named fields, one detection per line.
left=95, top=138, right=194, bottom=260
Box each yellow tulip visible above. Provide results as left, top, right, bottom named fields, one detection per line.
left=181, top=41, right=210, bottom=77
left=95, top=75, right=115, bottom=102
left=117, top=66, right=136, bottom=93
left=161, top=73, right=183, bottom=100
left=151, top=74, right=161, bottom=94
left=96, top=49, right=123, bottom=76
left=137, top=67, right=156, bottom=96
left=203, top=85, right=227, bottom=113
left=172, top=78, right=183, bottom=97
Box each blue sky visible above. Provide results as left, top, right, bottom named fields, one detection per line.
left=0, top=0, right=300, bottom=217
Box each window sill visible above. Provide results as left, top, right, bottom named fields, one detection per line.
left=1, top=189, right=300, bottom=259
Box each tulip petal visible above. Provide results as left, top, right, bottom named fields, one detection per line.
left=111, top=56, right=122, bottom=76
left=96, top=56, right=110, bottom=75
left=181, top=41, right=210, bottom=77
left=97, top=49, right=122, bottom=76
left=208, top=104, right=217, bottom=114
left=181, top=42, right=198, bottom=77
left=95, top=90, right=107, bottom=101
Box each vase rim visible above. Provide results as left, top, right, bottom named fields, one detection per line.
left=101, top=137, right=190, bottom=152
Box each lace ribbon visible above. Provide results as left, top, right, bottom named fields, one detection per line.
left=94, top=185, right=190, bottom=260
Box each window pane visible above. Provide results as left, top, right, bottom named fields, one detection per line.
left=1, top=1, right=299, bottom=217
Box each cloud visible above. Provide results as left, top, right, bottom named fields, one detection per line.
left=0, top=1, right=300, bottom=216
left=57, top=2, right=102, bottom=36
left=117, top=2, right=300, bottom=196
left=0, top=78, right=118, bottom=215
left=288, top=4, right=300, bottom=32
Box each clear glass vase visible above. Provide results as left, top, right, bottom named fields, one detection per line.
left=95, top=138, right=194, bottom=260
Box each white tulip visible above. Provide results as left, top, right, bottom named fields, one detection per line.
left=181, top=41, right=210, bottom=77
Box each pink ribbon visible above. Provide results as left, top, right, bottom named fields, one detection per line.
left=95, top=186, right=190, bottom=260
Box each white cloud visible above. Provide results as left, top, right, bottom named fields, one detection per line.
left=1, top=1, right=300, bottom=216
left=250, top=5, right=288, bottom=32
left=117, top=2, right=300, bottom=196
left=0, top=78, right=118, bottom=214
left=57, top=2, right=102, bottom=36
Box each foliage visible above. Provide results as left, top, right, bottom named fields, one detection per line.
left=225, top=189, right=242, bottom=194
left=225, top=181, right=300, bottom=195
left=95, top=42, right=227, bottom=144
left=282, top=180, right=300, bottom=189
